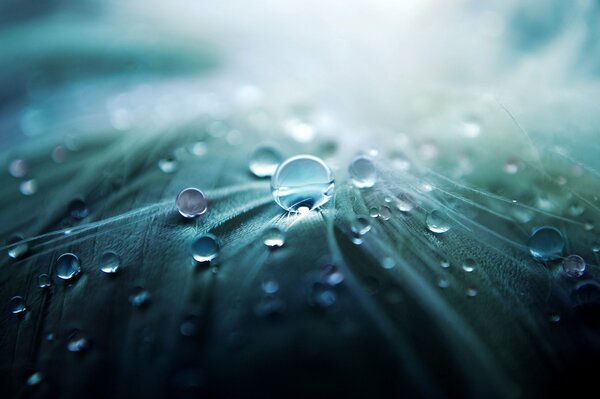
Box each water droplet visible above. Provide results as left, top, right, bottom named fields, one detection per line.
left=249, top=146, right=282, bottom=177
left=180, top=315, right=202, bottom=337
left=438, top=279, right=450, bottom=289
left=369, top=207, right=379, bottom=218
left=55, top=253, right=81, bottom=280
left=187, top=141, right=207, bottom=156
left=351, top=217, right=371, bottom=236
left=176, top=188, right=208, bottom=218
left=379, top=205, right=392, bottom=220
left=381, top=257, right=396, bottom=269
left=191, top=234, right=219, bottom=263
left=68, top=199, right=89, bottom=220
left=20, top=179, right=37, bottom=196
left=284, top=118, right=316, bottom=143
left=9, top=159, right=28, bottom=177
left=271, top=155, right=334, bottom=212
left=52, top=145, right=67, bottom=163
left=549, top=313, right=561, bottom=323
left=349, top=155, right=377, bottom=188
left=7, top=235, right=28, bottom=259
left=426, top=210, right=451, bottom=234
left=584, top=222, right=595, bottom=231
left=261, top=280, right=280, bottom=295
left=593, top=242, right=600, bottom=253
left=263, top=227, right=285, bottom=248
left=158, top=158, right=178, bottom=173
left=100, top=251, right=121, bottom=274
left=568, top=203, right=585, bottom=217
left=38, top=274, right=51, bottom=288
left=395, top=193, right=415, bottom=212
left=466, top=288, right=478, bottom=297
left=528, top=227, right=564, bottom=261
left=462, top=258, right=476, bottom=273
left=322, top=264, right=344, bottom=286
left=129, top=287, right=151, bottom=307
left=309, top=282, right=337, bottom=308
left=503, top=158, right=519, bottom=174
left=562, top=255, right=586, bottom=278
left=67, top=332, right=90, bottom=352
left=440, top=260, right=450, bottom=268
left=9, top=296, right=27, bottom=314
left=26, top=372, right=43, bottom=386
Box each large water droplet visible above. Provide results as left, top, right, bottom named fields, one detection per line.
left=349, top=155, right=377, bottom=188
left=7, top=235, right=28, bottom=259
left=9, top=296, right=27, bottom=314
left=55, top=253, right=81, bottom=280
left=426, top=210, right=451, bottom=233
left=270, top=155, right=334, bottom=213
left=100, top=251, right=121, bottom=274
left=176, top=188, right=208, bottom=218
left=263, top=227, right=285, bottom=248
left=68, top=198, right=89, bottom=220
left=379, top=205, right=392, bottom=220
left=249, top=146, right=282, bottom=177
left=528, top=227, right=564, bottom=261
left=191, top=234, right=220, bottom=263
left=562, top=255, right=586, bottom=278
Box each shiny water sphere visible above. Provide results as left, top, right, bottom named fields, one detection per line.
left=100, top=251, right=121, bottom=274
left=263, top=226, right=285, bottom=248
left=9, top=296, right=27, bottom=314
left=249, top=146, right=282, bottom=177
left=38, top=274, right=51, bottom=288
left=7, top=235, right=28, bottom=259
left=426, top=210, right=451, bottom=233
left=129, top=287, right=151, bottom=307
left=55, top=253, right=82, bottom=280
left=349, top=155, right=377, bottom=188
left=191, top=233, right=220, bottom=263
left=271, top=155, right=334, bottom=213
left=562, top=255, right=586, bottom=278
left=68, top=198, right=89, bottom=220
left=528, top=226, right=565, bottom=261
left=158, top=158, right=178, bottom=173
left=176, top=188, right=208, bottom=218
left=351, top=217, right=371, bottom=236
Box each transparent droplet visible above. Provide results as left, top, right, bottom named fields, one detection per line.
left=309, top=282, right=337, bottom=308
left=528, top=227, right=564, bottom=261
left=438, top=279, right=450, bottom=289
left=568, top=203, right=585, bottom=217
left=379, top=205, right=392, bottom=220
left=426, top=210, right=451, bottom=234
left=129, top=287, right=150, bottom=307
left=38, top=274, right=51, bottom=288
left=261, top=280, right=280, bottom=295
left=562, top=255, right=586, bottom=278
left=462, top=258, right=476, bottom=273
left=158, top=158, right=178, bottom=173
left=55, top=253, right=81, bottom=280
left=322, top=264, right=344, bottom=286
left=349, top=155, right=377, bottom=188
left=191, top=234, right=219, bottom=263
left=381, top=257, right=396, bottom=269
left=20, top=179, right=37, bottom=196
left=249, top=146, right=282, bottom=177
left=466, top=288, right=478, bottom=297
left=395, top=194, right=415, bottom=212
left=7, top=235, right=28, bottom=259
left=351, top=217, right=371, bottom=236
left=180, top=315, right=201, bottom=337
left=26, top=371, right=43, bottom=386
left=100, top=251, right=121, bottom=274
left=369, top=207, right=379, bottom=218
left=9, top=296, right=27, bottom=314
left=270, top=155, right=334, bottom=213
left=67, top=333, right=90, bottom=352
left=503, top=158, right=519, bottom=174
left=440, top=260, right=450, bottom=268
left=549, top=313, right=561, bottom=323
left=176, top=188, right=208, bottom=218
left=263, top=226, right=285, bottom=248
left=9, top=159, right=28, bottom=178
left=187, top=141, right=207, bottom=157
left=68, top=199, right=89, bottom=220
left=593, top=242, right=600, bottom=253
left=584, top=222, right=595, bottom=231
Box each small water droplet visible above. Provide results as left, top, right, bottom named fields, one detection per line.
left=129, top=287, right=151, bottom=307
left=568, top=203, right=585, bottom=217
left=369, top=207, right=379, bottom=218
left=68, top=198, right=89, bottom=220
left=26, top=371, right=43, bottom=386
left=9, top=159, right=28, bottom=177
left=7, top=235, right=28, bottom=259
left=158, top=158, right=178, bottom=173
left=349, top=155, right=377, bottom=188
left=592, top=242, right=600, bottom=253
left=381, top=257, right=396, bottom=269
left=528, top=227, right=564, bottom=261
left=466, top=288, right=478, bottom=297
left=351, top=217, right=371, bottom=236
left=379, top=205, right=392, bottom=220
left=438, top=279, right=450, bottom=289
left=67, top=332, right=90, bottom=352
left=187, top=141, right=207, bottom=156
left=322, top=264, right=344, bottom=286
left=249, top=146, right=282, bottom=177
left=9, top=296, right=27, bottom=314
left=440, top=260, right=450, bottom=268
left=263, top=227, right=285, bottom=248
left=180, top=315, right=202, bottom=337
left=503, top=158, right=519, bottom=174
left=100, top=251, right=121, bottom=274
left=562, top=255, right=586, bottom=278
left=176, top=188, right=208, bottom=218
left=55, top=253, right=81, bottom=280
left=191, top=234, right=219, bottom=263
left=271, top=155, right=334, bottom=212
left=426, top=210, right=451, bottom=234
left=38, top=274, right=51, bottom=288
left=52, top=145, right=67, bottom=163
left=395, top=193, right=415, bottom=212
left=549, top=313, right=561, bottom=323
left=309, top=282, right=337, bottom=308
left=261, top=280, right=279, bottom=294
left=20, top=179, right=37, bottom=196
left=584, top=222, right=594, bottom=231
left=462, top=258, right=476, bottom=273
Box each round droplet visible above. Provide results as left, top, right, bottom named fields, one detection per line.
left=440, top=260, right=450, bottom=268
left=67, top=334, right=90, bottom=352
left=351, top=217, right=371, bottom=236
left=68, top=198, right=89, bottom=220
left=381, top=257, right=396, bottom=270
left=38, top=274, right=51, bottom=288
left=191, top=234, right=219, bottom=263
left=9, top=159, right=28, bottom=178
left=379, top=205, right=392, bottom=220
left=395, top=194, right=415, bottom=212
left=261, top=280, right=280, bottom=295
left=309, top=282, right=337, bottom=308
left=9, top=296, right=27, bottom=314
left=503, top=158, right=519, bottom=174
left=176, top=188, right=208, bottom=218
left=568, top=203, right=585, bottom=217
left=462, top=258, right=476, bottom=273
left=129, top=287, right=151, bottom=307
left=322, top=264, right=344, bottom=286
left=549, top=313, right=561, bottom=323
left=158, top=158, right=178, bottom=173
left=52, top=145, right=68, bottom=163
left=438, top=279, right=450, bottom=289
left=528, top=227, right=564, bottom=261
left=180, top=315, right=202, bottom=337
left=100, top=251, right=121, bottom=274
left=26, top=372, right=43, bottom=386
left=20, top=179, right=37, bottom=196
left=466, top=288, right=478, bottom=297
left=7, top=235, right=28, bottom=259
left=55, top=253, right=81, bottom=280
left=562, top=255, right=586, bottom=278
left=263, top=226, right=285, bottom=248
left=369, top=207, right=379, bottom=218
left=270, top=155, right=334, bottom=212
left=249, top=146, right=282, bottom=177
left=349, top=155, right=377, bottom=188
left=426, top=210, right=451, bottom=233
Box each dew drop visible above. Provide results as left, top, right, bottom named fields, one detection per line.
left=270, top=155, right=334, bottom=212
left=180, top=315, right=202, bottom=337
left=351, top=217, right=371, bottom=236
left=381, top=257, right=396, bottom=270
left=426, top=210, right=451, bottom=233
left=67, top=333, right=90, bottom=352
left=263, top=227, right=285, bottom=248
left=562, top=255, right=586, bottom=278
left=9, top=296, right=27, bottom=314
left=191, top=234, right=219, bottom=263
left=100, top=251, right=121, bottom=274
left=466, top=288, right=478, bottom=297
left=568, top=203, right=585, bottom=217
left=369, top=207, right=379, bottom=218
left=379, top=205, right=392, bottom=220
left=438, top=279, right=450, bottom=289
left=584, top=222, right=594, bottom=231
left=26, top=372, right=43, bottom=386
left=176, top=188, right=208, bottom=218
left=249, top=146, right=282, bottom=177
left=395, top=193, right=415, bottom=212
left=349, top=155, right=377, bottom=188
left=38, top=274, right=51, bottom=288
left=9, top=159, right=28, bottom=178
left=440, top=260, right=450, bottom=268
left=462, top=258, right=476, bottom=273
left=528, top=227, right=564, bottom=261
left=55, top=253, right=81, bottom=280
left=52, top=145, right=67, bottom=163
left=129, top=287, right=151, bottom=307
left=309, top=282, right=337, bottom=308
left=20, top=179, right=37, bottom=196
left=7, top=235, right=28, bottom=259
left=261, top=280, right=280, bottom=295
left=158, top=158, right=178, bottom=173
left=549, top=313, right=561, bottom=323
left=503, top=158, right=519, bottom=174
left=68, top=198, right=89, bottom=220
left=322, top=264, right=344, bottom=286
